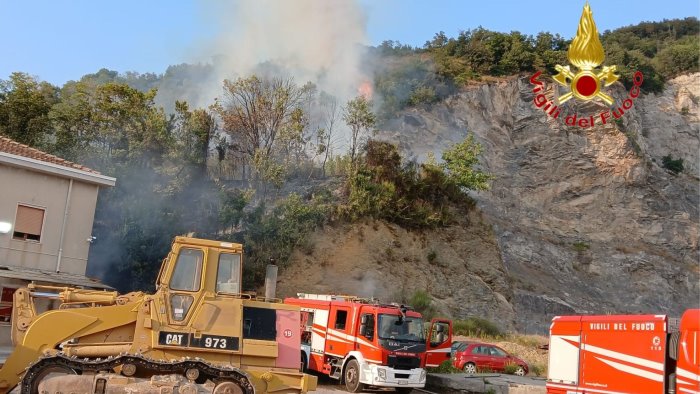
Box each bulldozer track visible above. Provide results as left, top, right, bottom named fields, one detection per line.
left=21, top=353, right=255, bottom=394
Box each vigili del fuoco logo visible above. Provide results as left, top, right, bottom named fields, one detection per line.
left=529, top=2, right=643, bottom=128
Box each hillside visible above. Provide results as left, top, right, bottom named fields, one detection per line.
left=278, top=73, right=700, bottom=333
left=277, top=211, right=517, bottom=329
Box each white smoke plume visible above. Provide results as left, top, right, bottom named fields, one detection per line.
left=193, top=0, right=370, bottom=108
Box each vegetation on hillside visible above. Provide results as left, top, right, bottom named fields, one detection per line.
left=373, top=17, right=699, bottom=119
left=340, top=138, right=488, bottom=228
left=0, top=67, right=490, bottom=291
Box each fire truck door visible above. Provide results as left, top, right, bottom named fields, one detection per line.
left=310, top=309, right=329, bottom=357
left=327, top=307, right=352, bottom=356
left=426, top=319, right=452, bottom=367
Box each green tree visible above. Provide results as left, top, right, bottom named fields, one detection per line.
left=441, top=135, right=492, bottom=191
left=173, top=101, right=216, bottom=176
left=500, top=32, right=536, bottom=74
left=252, top=149, right=286, bottom=195
left=277, top=107, right=309, bottom=169
left=90, top=83, right=172, bottom=169
left=48, top=80, right=97, bottom=160
left=0, top=72, right=58, bottom=147
left=424, top=31, right=448, bottom=49
left=219, top=188, right=253, bottom=233
left=343, top=96, right=376, bottom=168
left=656, top=41, right=699, bottom=77
left=463, top=29, right=496, bottom=75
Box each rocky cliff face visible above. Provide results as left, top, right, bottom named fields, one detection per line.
left=279, top=74, right=699, bottom=333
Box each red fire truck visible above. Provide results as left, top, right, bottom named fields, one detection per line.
left=547, top=309, right=700, bottom=394
left=284, top=294, right=453, bottom=393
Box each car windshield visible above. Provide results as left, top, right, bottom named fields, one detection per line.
left=378, top=314, right=425, bottom=342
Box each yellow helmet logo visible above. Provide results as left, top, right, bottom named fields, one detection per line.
left=528, top=2, right=644, bottom=128
left=552, top=2, right=619, bottom=105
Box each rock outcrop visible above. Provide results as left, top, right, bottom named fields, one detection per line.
left=279, top=73, right=699, bottom=333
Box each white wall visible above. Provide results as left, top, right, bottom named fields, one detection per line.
left=0, top=165, right=100, bottom=275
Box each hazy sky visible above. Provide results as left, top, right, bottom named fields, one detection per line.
left=1, top=0, right=698, bottom=85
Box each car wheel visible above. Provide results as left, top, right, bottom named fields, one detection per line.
left=514, top=365, right=526, bottom=376
left=344, top=359, right=365, bottom=392
left=463, top=362, right=477, bottom=374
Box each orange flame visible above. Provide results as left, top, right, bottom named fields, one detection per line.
left=358, top=81, right=373, bottom=99
left=568, top=2, right=605, bottom=70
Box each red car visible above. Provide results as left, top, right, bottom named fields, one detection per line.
left=451, top=342, right=528, bottom=376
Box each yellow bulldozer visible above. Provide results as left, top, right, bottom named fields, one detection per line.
left=0, top=236, right=317, bottom=393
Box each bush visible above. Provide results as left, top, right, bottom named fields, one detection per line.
left=503, top=363, right=519, bottom=375
left=656, top=40, right=699, bottom=78
left=453, top=317, right=503, bottom=338
left=662, top=155, right=684, bottom=174
left=530, top=363, right=546, bottom=377
left=341, top=140, right=482, bottom=228
left=427, top=250, right=438, bottom=263
left=427, top=360, right=461, bottom=374
left=409, top=290, right=436, bottom=320
left=239, top=193, right=329, bottom=287
left=572, top=242, right=590, bottom=252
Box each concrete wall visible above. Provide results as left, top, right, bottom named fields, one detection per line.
left=0, top=165, right=100, bottom=275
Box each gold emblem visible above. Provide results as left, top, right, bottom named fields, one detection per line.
left=553, top=2, right=619, bottom=105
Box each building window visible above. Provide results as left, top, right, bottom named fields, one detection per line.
left=13, top=205, right=45, bottom=242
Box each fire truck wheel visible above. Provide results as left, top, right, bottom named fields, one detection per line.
left=463, top=362, right=477, bottom=374
left=344, top=359, right=365, bottom=392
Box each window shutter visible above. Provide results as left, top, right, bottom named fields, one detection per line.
left=15, top=205, right=44, bottom=236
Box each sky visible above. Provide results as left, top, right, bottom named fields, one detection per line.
left=1, top=0, right=698, bottom=86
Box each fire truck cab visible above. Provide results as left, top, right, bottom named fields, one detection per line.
left=285, top=294, right=452, bottom=393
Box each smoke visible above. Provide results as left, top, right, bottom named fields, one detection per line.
left=192, top=0, right=370, bottom=108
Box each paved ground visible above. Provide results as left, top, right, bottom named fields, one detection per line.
left=310, top=386, right=415, bottom=394
left=307, top=374, right=546, bottom=394
left=309, top=376, right=416, bottom=393
left=426, top=373, right=546, bottom=394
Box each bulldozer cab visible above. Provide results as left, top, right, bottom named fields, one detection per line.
left=156, top=237, right=243, bottom=325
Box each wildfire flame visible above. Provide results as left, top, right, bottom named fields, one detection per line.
left=358, top=81, right=373, bottom=99
left=568, top=2, right=605, bottom=70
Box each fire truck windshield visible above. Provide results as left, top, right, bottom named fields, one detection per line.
left=378, top=314, right=425, bottom=342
